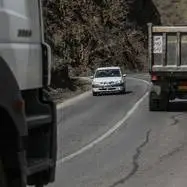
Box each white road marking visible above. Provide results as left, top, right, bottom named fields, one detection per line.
left=57, top=78, right=150, bottom=164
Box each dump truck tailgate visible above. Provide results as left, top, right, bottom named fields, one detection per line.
left=148, top=24, right=187, bottom=72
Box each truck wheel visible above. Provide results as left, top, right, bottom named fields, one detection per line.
left=149, top=93, right=158, bottom=111
left=0, top=158, right=7, bottom=187
left=149, top=92, right=168, bottom=111
left=159, top=91, right=169, bottom=111
left=160, top=97, right=168, bottom=111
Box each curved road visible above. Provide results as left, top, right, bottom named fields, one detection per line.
left=48, top=76, right=187, bottom=187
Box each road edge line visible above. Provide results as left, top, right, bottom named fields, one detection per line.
left=57, top=78, right=150, bottom=164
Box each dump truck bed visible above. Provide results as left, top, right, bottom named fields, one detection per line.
left=148, top=24, right=187, bottom=73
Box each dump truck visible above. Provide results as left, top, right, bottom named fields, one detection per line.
left=148, top=23, right=187, bottom=111
left=0, top=0, right=57, bottom=187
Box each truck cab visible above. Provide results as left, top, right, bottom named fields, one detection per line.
left=0, top=0, right=57, bottom=186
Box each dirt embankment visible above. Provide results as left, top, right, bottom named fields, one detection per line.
left=152, top=0, right=187, bottom=25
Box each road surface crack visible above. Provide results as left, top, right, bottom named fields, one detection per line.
left=159, top=142, right=187, bottom=163
left=170, top=114, right=181, bottom=126
left=109, top=130, right=151, bottom=187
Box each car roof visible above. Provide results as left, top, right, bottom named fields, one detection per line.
left=96, top=66, right=121, bottom=71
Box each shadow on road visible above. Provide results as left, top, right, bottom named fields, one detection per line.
left=168, top=101, right=187, bottom=112
left=98, top=91, right=133, bottom=96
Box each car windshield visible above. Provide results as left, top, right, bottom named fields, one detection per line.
left=95, top=69, right=121, bottom=78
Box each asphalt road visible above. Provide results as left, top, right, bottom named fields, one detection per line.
left=48, top=76, right=187, bottom=187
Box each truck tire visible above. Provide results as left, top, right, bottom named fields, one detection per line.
left=0, top=158, right=7, bottom=187
left=159, top=91, right=169, bottom=111
left=149, top=92, right=158, bottom=111
left=149, top=92, right=168, bottom=111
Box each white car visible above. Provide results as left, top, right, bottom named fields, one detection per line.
left=91, top=66, right=126, bottom=96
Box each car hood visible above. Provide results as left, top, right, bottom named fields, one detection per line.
left=93, top=77, right=123, bottom=84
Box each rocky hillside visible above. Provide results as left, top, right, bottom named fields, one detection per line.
left=42, top=0, right=160, bottom=83
left=152, top=0, right=187, bottom=25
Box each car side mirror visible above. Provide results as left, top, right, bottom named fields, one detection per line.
left=123, top=74, right=127, bottom=77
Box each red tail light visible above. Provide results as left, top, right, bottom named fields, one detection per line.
left=151, top=74, right=158, bottom=81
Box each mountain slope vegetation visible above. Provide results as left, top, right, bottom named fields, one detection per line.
left=42, top=0, right=160, bottom=82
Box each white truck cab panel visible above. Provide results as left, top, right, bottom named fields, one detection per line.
left=0, top=1, right=56, bottom=186
left=0, top=0, right=42, bottom=43
left=0, top=0, right=45, bottom=90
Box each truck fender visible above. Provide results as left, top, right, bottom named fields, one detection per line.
left=0, top=56, right=27, bottom=137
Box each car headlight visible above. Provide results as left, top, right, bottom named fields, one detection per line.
left=92, top=82, right=101, bottom=88
left=117, top=80, right=123, bottom=84
left=115, top=80, right=123, bottom=84
left=114, top=80, right=124, bottom=86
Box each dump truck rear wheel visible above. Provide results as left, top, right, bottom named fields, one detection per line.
left=159, top=92, right=169, bottom=111
left=149, top=92, right=168, bottom=111
left=149, top=93, right=158, bottom=111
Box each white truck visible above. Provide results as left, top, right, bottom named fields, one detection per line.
left=0, top=0, right=57, bottom=187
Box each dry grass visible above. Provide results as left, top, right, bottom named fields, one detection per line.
left=49, top=78, right=91, bottom=103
